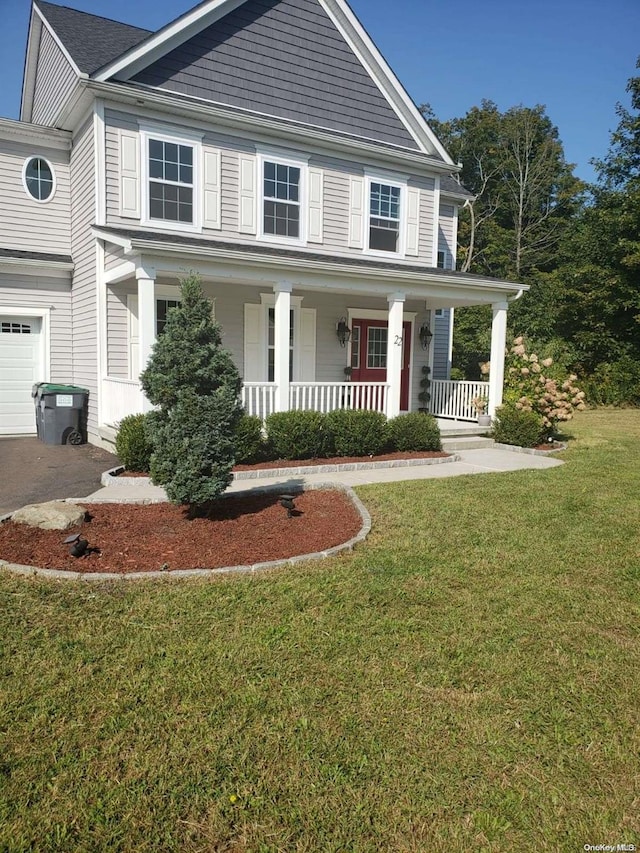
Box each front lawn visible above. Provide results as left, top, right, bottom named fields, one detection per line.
left=1, top=409, right=638, bottom=851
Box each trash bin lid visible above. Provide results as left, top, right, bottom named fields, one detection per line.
left=36, top=383, right=89, bottom=395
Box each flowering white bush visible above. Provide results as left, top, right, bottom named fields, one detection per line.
left=504, top=337, right=586, bottom=433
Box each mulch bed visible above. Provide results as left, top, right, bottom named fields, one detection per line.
left=0, top=490, right=362, bottom=574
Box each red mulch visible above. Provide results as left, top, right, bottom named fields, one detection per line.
left=0, top=491, right=362, bottom=574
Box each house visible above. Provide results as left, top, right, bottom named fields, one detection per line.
left=0, top=0, right=525, bottom=445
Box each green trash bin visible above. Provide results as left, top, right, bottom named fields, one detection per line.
left=32, top=383, right=89, bottom=445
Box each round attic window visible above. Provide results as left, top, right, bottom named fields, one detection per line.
left=23, top=157, right=55, bottom=202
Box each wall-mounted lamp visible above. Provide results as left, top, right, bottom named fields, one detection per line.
left=336, top=317, right=351, bottom=347
left=419, top=323, right=433, bottom=350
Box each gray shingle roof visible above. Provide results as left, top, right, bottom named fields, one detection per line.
left=0, top=247, right=73, bottom=263
left=35, top=1, right=151, bottom=75
left=439, top=174, right=474, bottom=200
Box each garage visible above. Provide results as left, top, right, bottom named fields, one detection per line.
left=0, top=315, right=43, bottom=435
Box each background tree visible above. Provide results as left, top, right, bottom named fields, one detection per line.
left=141, top=273, right=243, bottom=510
left=553, top=58, right=640, bottom=374
left=422, top=101, right=584, bottom=379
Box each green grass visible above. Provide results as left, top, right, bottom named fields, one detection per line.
left=1, top=409, right=639, bottom=852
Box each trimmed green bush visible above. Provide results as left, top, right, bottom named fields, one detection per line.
left=235, top=414, right=266, bottom=464
left=325, top=409, right=388, bottom=457
left=148, top=390, right=239, bottom=506
left=388, top=412, right=441, bottom=452
left=115, top=413, right=153, bottom=472
left=141, top=273, right=243, bottom=507
left=492, top=403, right=546, bottom=448
left=265, top=410, right=327, bottom=460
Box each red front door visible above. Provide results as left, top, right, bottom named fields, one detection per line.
left=350, top=319, right=411, bottom=411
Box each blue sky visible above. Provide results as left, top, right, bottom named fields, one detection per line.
left=1, top=0, right=638, bottom=183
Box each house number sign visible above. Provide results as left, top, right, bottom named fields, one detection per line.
left=394, top=335, right=403, bottom=346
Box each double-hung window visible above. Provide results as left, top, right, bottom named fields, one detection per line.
left=258, top=151, right=308, bottom=243
left=263, top=161, right=300, bottom=238
left=148, top=140, right=193, bottom=224
left=365, top=173, right=406, bottom=256
left=141, top=127, right=202, bottom=231
left=369, top=182, right=401, bottom=252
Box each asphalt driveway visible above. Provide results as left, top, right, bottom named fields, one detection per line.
left=0, top=438, right=119, bottom=516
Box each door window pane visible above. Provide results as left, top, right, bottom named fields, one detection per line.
left=367, top=327, right=387, bottom=369
left=350, top=325, right=360, bottom=369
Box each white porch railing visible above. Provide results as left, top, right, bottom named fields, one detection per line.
left=430, top=380, right=490, bottom=422
left=101, top=377, right=143, bottom=425
left=290, top=382, right=389, bottom=414
left=241, top=382, right=277, bottom=419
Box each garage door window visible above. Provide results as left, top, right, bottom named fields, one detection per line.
left=1, top=321, right=32, bottom=334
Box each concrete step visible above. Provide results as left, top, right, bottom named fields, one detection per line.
left=442, top=436, right=495, bottom=451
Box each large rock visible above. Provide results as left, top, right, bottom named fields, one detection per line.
left=12, top=501, right=86, bottom=530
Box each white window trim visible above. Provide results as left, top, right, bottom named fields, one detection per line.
left=256, top=148, right=309, bottom=247
left=363, top=170, right=408, bottom=259
left=22, top=156, right=56, bottom=204
left=139, top=124, right=203, bottom=233
left=260, top=292, right=304, bottom=380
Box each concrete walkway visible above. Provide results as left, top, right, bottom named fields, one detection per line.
left=77, top=448, right=564, bottom=503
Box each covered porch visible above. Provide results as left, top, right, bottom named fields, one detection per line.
left=95, top=228, right=523, bottom=433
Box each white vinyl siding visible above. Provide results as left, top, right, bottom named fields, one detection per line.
left=438, top=203, right=456, bottom=269
left=70, top=118, right=98, bottom=433
left=0, top=273, right=72, bottom=382
left=102, top=111, right=441, bottom=264
left=0, top=139, right=70, bottom=254
left=30, top=26, right=77, bottom=126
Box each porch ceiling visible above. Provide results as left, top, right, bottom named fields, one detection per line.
left=95, top=226, right=526, bottom=306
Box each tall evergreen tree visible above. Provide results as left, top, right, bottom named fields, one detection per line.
left=553, top=58, right=640, bottom=372
left=141, top=273, right=243, bottom=509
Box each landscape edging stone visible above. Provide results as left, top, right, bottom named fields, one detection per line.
left=0, top=483, right=371, bottom=582
left=101, top=454, right=459, bottom=487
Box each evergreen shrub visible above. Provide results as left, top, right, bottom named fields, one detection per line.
left=141, top=273, right=243, bottom=507
left=235, top=414, right=266, bottom=464
left=325, top=409, right=388, bottom=457
left=387, top=412, right=441, bottom=452
left=115, top=413, right=153, bottom=472
left=265, top=410, right=327, bottom=460
left=492, top=403, right=546, bottom=448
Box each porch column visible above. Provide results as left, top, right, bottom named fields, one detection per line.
left=273, top=281, right=292, bottom=412
left=136, top=264, right=156, bottom=413
left=386, top=292, right=405, bottom=419
left=488, top=300, right=508, bottom=418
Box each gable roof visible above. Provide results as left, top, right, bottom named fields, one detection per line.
left=90, top=0, right=455, bottom=161
left=34, top=1, right=151, bottom=75
left=27, top=0, right=456, bottom=164
left=130, top=0, right=421, bottom=150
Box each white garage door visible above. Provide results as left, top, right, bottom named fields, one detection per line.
left=0, top=315, right=43, bottom=435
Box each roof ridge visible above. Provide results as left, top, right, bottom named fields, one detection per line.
left=35, top=0, right=152, bottom=35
